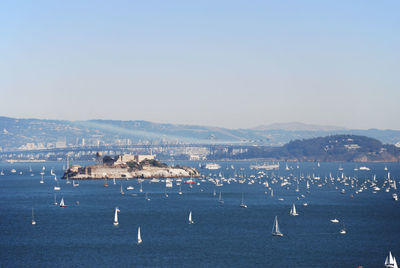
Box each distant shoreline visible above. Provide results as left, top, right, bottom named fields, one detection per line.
left=2, top=159, right=399, bottom=163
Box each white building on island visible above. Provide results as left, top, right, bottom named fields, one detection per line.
left=113, top=154, right=155, bottom=165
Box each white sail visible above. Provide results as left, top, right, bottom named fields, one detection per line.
left=60, top=197, right=66, bottom=207
left=113, top=207, right=119, bottom=226
left=290, top=203, right=298, bottom=216
left=385, top=252, right=398, bottom=268
left=272, top=216, right=283, bottom=236
left=188, top=211, right=194, bottom=224
left=137, top=227, right=142, bottom=244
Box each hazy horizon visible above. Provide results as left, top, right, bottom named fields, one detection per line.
left=4, top=115, right=400, bottom=131
left=2, top=1, right=399, bottom=130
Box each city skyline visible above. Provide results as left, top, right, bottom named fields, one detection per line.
left=2, top=1, right=399, bottom=130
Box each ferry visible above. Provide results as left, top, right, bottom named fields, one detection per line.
left=249, top=163, right=279, bottom=170
left=203, top=163, right=221, bottom=170
left=359, top=166, right=370, bottom=171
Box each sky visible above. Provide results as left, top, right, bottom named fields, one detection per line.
left=1, top=0, right=399, bottom=130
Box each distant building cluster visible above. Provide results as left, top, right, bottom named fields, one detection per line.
left=113, top=154, right=155, bottom=164
left=344, top=144, right=361, bottom=150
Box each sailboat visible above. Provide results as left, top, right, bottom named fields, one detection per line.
left=339, top=222, right=346, bottom=234
left=188, top=211, right=194, bottom=224
left=104, top=179, right=109, bottom=187
left=145, top=192, right=151, bottom=201
left=31, top=208, right=36, bottom=225
left=272, top=216, right=283, bottom=236
left=54, top=194, right=58, bottom=205
left=40, top=174, right=44, bottom=184
left=54, top=181, right=61, bottom=191
left=137, top=227, right=142, bottom=244
left=213, top=188, right=216, bottom=197
left=139, top=182, right=143, bottom=193
left=120, top=184, right=125, bottom=195
left=240, top=193, right=247, bottom=208
left=113, top=207, right=120, bottom=226
left=385, top=251, right=398, bottom=268
left=218, top=192, right=224, bottom=203
left=290, top=203, right=299, bottom=216
left=164, top=188, right=169, bottom=198
left=73, top=180, right=79, bottom=187
left=178, top=185, right=182, bottom=195
left=113, top=178, right=116, bottom=185
left=59, top=197, right=67, bottom=207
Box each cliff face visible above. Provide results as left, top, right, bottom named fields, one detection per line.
left=63, top=162, right=200, bottom=180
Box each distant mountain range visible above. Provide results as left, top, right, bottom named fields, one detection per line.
left=1, top=116, right=400, bottom=151
left=253, top=122, right=346, bottom=131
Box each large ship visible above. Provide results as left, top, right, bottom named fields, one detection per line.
left=203, top=163, right=221, bottom=170
left=250, top=163, right=280, bottom=170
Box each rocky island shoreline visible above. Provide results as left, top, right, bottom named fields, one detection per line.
left=62, top=154, right=200, bottom=180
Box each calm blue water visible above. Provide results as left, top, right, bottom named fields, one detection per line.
left=0, top=161, right=399, bottom=267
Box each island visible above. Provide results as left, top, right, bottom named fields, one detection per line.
left=213, top=134, right=400, bottom=162
left=62, top=154, right=200, bottom=180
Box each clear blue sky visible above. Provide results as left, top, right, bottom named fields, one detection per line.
left=1, top=0, right=399, bottom=129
